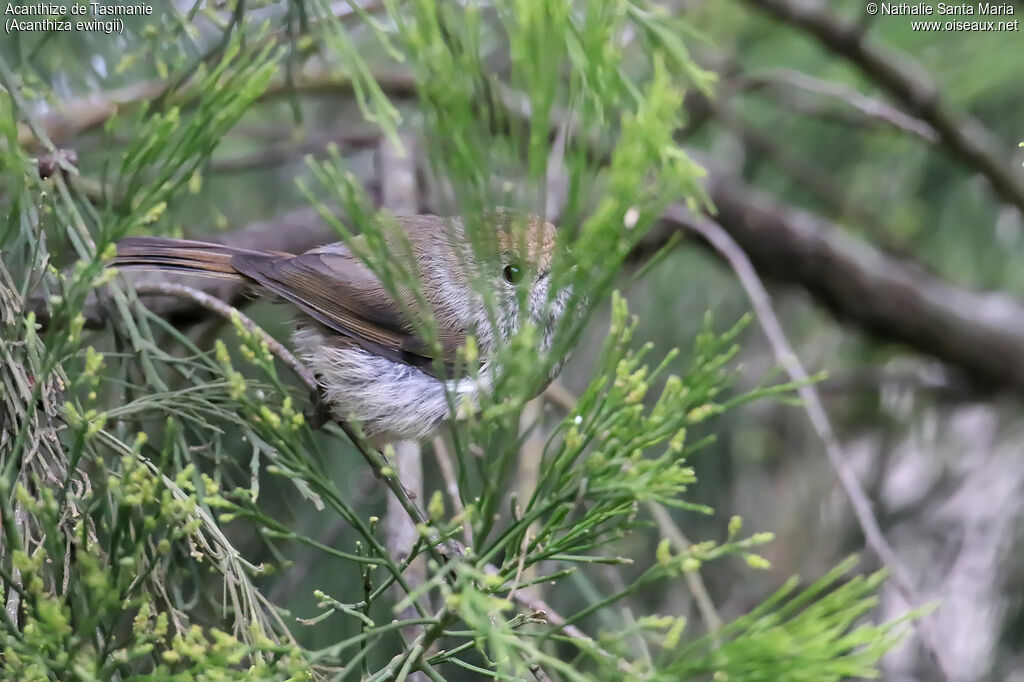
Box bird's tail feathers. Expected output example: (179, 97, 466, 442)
(114, 237, 268, 281)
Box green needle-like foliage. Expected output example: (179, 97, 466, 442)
(0, 1, 912, 680)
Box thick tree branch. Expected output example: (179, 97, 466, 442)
(681, 175, 1024, 393)
(17, 63, 417, 149)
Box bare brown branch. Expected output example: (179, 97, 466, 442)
(668, 174, 1024, 394)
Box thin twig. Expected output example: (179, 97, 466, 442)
(386, 441, 428, 680)
(669, 206, 953, 680)
(542, 383, 725, 634)
(127, 282, 460, 569)
(210, 127, 380, 174)
(495, 575, 636, 677)
(267, 518, 349, 605)
(132, 282, 315, 389)
(542, 381, 578, 413)
(529, 663, 552, 682)
(509, 397, 544, 603)
(432, 436, 473, 547)
(4, 502, 25, 626)
(744, 67, 937, 142)
(647, 503, 724, 633)
(126, 279, 631, 674)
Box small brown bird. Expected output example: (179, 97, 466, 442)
(115, 213, 567, 443)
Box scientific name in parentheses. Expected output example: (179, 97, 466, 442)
(877, 2, 1014, 15)
(4, 3, 153, 15)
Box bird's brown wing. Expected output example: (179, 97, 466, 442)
(230, 242, 464, 378)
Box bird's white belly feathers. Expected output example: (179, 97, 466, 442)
(292, 327, 480, 444)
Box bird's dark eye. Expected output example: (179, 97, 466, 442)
(502, 264, 521, 284)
